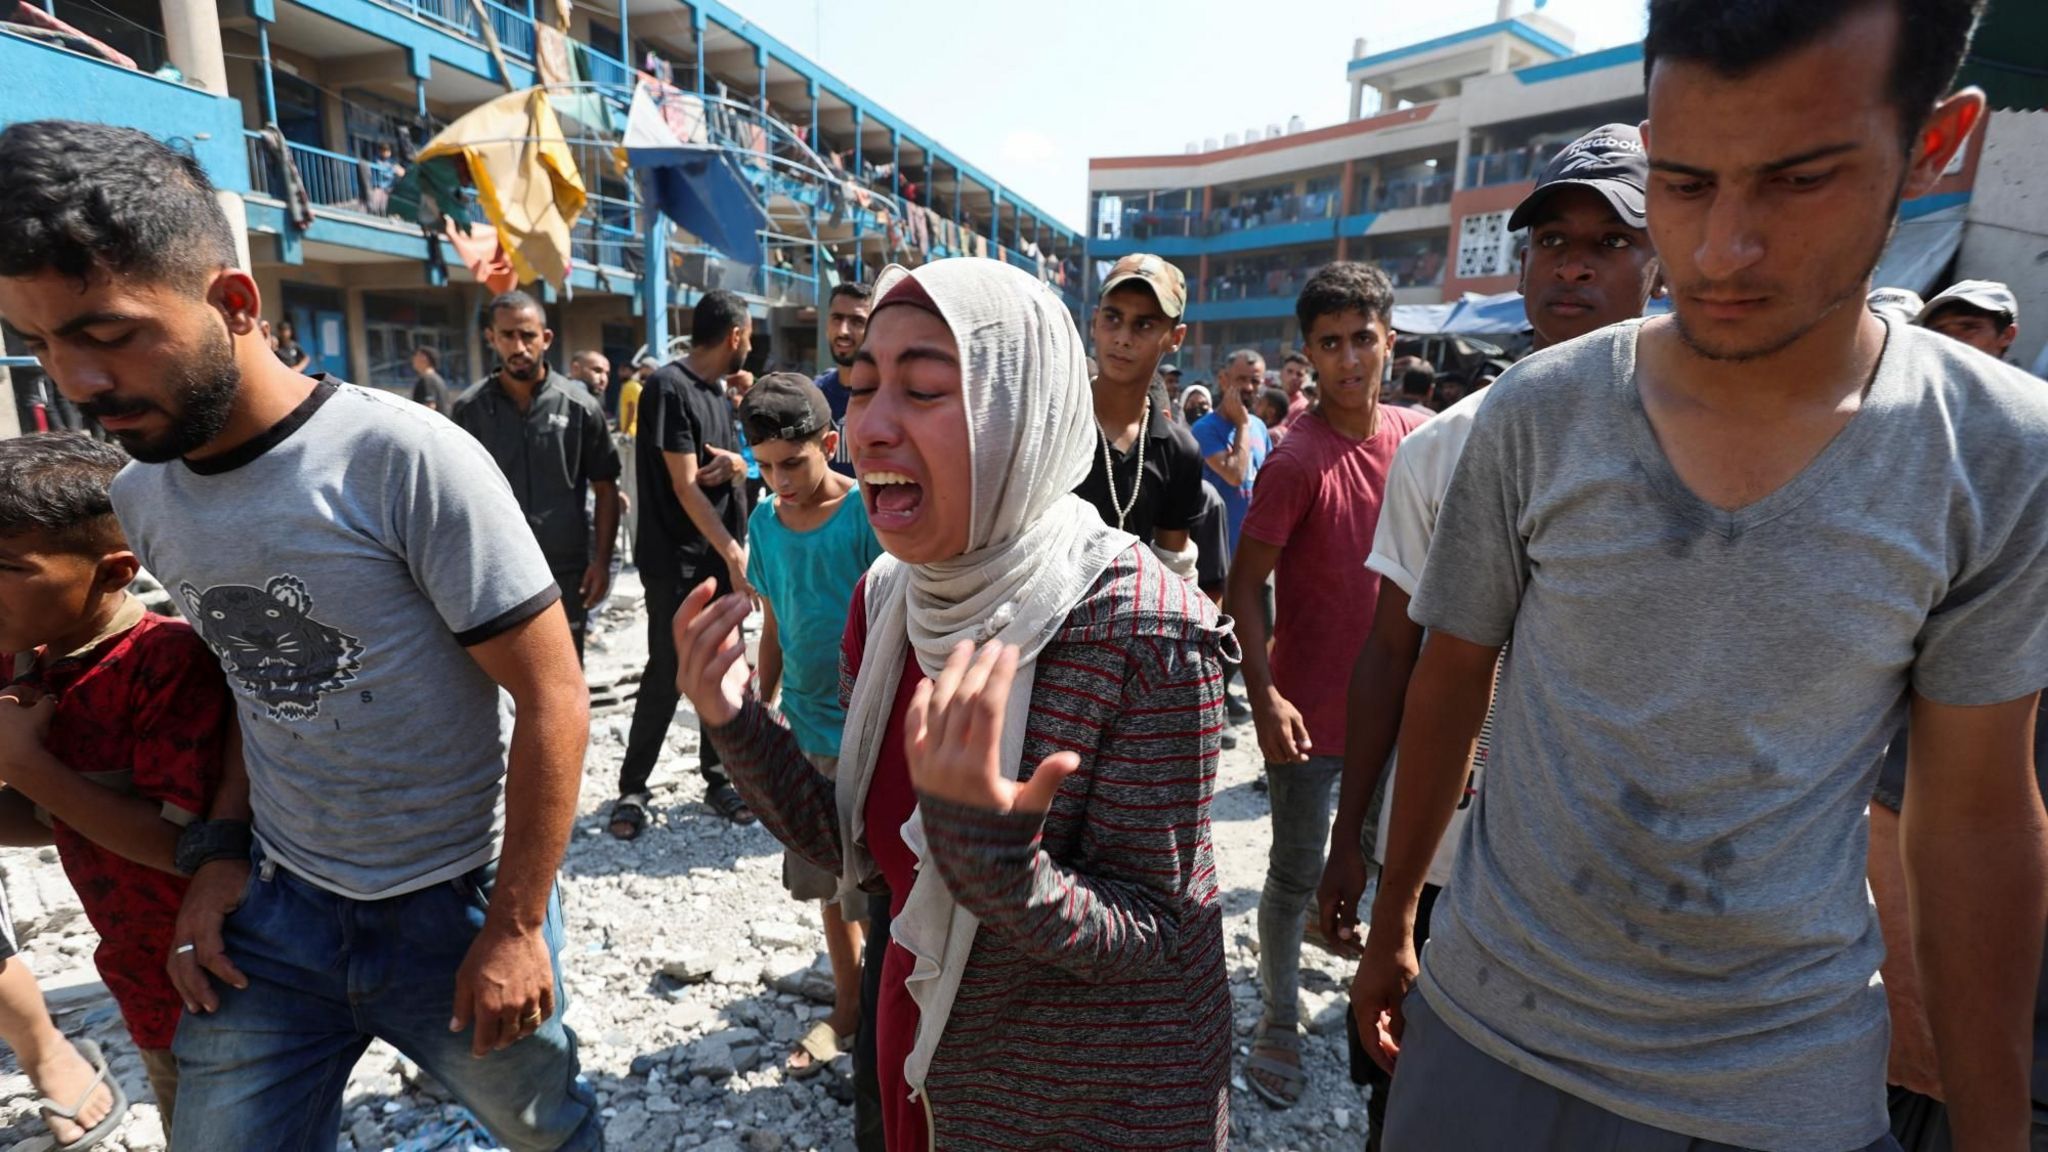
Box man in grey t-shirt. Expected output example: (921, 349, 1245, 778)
(0, 122, 600, 1151)
(1352, 4, 2048, 1151)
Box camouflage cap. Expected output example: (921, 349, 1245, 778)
(1100, 253, 1188, 320)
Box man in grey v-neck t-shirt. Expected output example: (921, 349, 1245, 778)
(1396, 317, 2048, 1150)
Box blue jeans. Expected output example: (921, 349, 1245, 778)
(171, 848, 602, 1152)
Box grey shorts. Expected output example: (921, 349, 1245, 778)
(1383, 990, 1903, 1152)
(781, 754, 840, 904)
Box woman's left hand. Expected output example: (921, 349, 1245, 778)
(906, 640, 1078, 815)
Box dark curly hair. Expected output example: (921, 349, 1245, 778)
(0, 433, 130, 554)
(1645, 0, 1986, 153)
(1295, 263, 1395, 335)
(0, 120, 240, 290)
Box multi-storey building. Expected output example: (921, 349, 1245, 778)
(1, 0, 1082, 408)
(1085, 3, 2001, 375)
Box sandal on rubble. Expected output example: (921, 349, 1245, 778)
(1245, 1023, 1307, 1110)
(607, 793, 651, 841)
(784, 1019, 845, 1081)
(706, 781, 757, 826)
(39, 1038, 127, 1151)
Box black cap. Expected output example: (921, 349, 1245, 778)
(1508, 123, 1649, 232)
(739, 372, 834, 444)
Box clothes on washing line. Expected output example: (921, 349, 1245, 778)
(414, 87, 588, 287)
(255, 124, 316, 232)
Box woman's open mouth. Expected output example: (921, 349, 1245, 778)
(862, 470, 925, 529)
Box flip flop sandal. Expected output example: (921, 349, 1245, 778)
(707, 781, 757, 826)
(607, 793, 651, 841)
(784, 1019, 844, 1081)
(1245, 1024, 1307, 1110)
(39, 1038, 127, 1151)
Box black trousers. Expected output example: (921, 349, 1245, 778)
(618, 568, 728, 798)
(550, 567, 588, 665)
(853, 889, 890, 1152)
(1354, 882, 1443, 1151)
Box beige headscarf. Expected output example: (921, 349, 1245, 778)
(833, 258, 1136, 1097)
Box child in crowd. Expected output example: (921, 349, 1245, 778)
(0, 433, 235, 1138)
(740, 375, 885, 1080)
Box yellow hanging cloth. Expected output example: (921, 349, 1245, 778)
(415, 88, 588, 287)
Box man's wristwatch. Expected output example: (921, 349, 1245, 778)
(173, 820, 253, 877)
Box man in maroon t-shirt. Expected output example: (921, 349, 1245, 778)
(1229, 264, 1426, 1109)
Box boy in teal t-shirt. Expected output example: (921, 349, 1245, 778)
(740, 374, 882, 1079)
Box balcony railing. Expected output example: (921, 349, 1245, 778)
(1374, 251, 1447, 289)
(362, 0, 533, 60)
(569, 40, 632, 90)
(1464, 140, 1568, 188)
(483, 0, 534, 60)
(246, 132, 402, 219)
(1106, 207, 1202, 241)
(1206, 190, 1339, 236)
(1369, 173, 1454, 212)
(1203, 267, 1314, 304)
(572, 192, 640, 272)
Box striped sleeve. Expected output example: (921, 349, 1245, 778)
(705, 700, 843, 877)
(919, 629, 1223, 983)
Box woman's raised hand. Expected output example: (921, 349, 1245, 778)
(672, 579, 754, 728)
(905, 641, 1079, 815)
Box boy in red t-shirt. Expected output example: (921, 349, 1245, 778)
(0, 433, 234, 1137)
(1227, 264, 1426, 1109)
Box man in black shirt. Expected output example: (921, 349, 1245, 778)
(616, 289, 755, 837)
(450, 291, 620, 662)
(1074, 253, 1206, 577)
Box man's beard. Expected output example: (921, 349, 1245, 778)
(727, 346, 748, 376)
(502, 357, 544, 383)
(832, 345, 856, 368)
(84, 326, 241, 463)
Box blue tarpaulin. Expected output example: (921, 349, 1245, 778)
(624, 84, 767, 266)
(1395, 292, 1530, 336)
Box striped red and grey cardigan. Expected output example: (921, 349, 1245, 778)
(708, 546, 1236, 1150)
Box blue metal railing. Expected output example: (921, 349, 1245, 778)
(482, 0, 534, 60)
(246, 132, 404, 218)
(572, 192, 639, 271)
(570, 40, 632, 90)
(397, 0, 479, 38)
(358, 0, 532, 61)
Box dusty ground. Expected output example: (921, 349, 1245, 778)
(0, 569, 1370, 1151)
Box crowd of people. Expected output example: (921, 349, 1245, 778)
(0, 0, 2042, 1150)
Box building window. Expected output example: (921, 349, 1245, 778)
(1456, 209, 1521, 279)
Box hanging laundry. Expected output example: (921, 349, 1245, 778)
(444, 218, 517, 294)
(255, 124, 315, 232)
(6, 2, 137, 68)
(624, 80, 766, 264)
(412, 87, 588, 287)
(387, 151, 475, 233)
(536, 25, 575, 88)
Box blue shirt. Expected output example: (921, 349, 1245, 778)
(745, 488, 884, 756)
(1190, 411, 1270, 548)
(815, 369, 855, 477)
